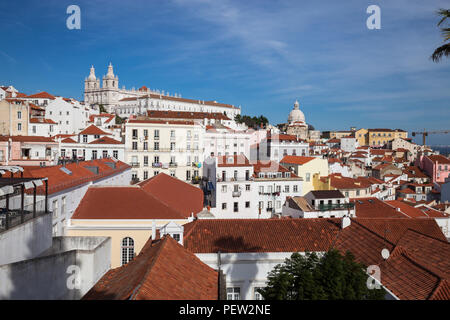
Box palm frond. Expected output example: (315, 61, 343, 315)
(431, 43, 450, 62)
(436, 9, 450, 26)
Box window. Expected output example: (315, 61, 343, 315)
(222, 185, 227, 193)
(132, 129, 138, 139)
(154, 142, 159, 151)
(52, 200, 58, 219)
(284, 185, 290, 193)
(227, 287, 240, 300)
(276, 200, 281, 209)
(32, 126, 36, 134)
(245, 201, 250, 208)
(102, 150, 108, 158)
(172, 233, 180, 242)
(61, 197, 66, 215)
(246, 184, 250, 191)
(222, 203, 227, 210)
(259, 186, 264, 194)
(254, 287, 264, 300)
(92, 150, 97, 159)
(170, 130, 175, 138)
(143, 129, 148, 137)
(305, 173, 310, 182)
(143, 171, 148, 180)
(293, 185, 298, 192)
(17, 111, 21, 119)
(143, 142, 148, 150)
(144, 156, 149, 166)
(170, 142, 175, 151)
(132, 141, 138, 150)
(17, 123, 22, 131)
(121, 237, 135, 265)
(233, 202, 238, 212)
(154, 130, 159, 139)
(113, 150, 118, 159)
(83, 135, 88, 143)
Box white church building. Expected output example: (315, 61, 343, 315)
(84, 63, 241, 120)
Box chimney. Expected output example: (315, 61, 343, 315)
(341, 216, 351, 229)
(152, 220, 156, 240)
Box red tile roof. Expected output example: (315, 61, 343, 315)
(217, 155, 251, 167)
(280, 155, 316, 165)
(83, 236, 218, 300)
(79, 125, 111, 136)
(252, 161, 298, 177)
(71, 186, 186, 220)
(128, 119, 196, 126)
(351, 197, 408, 218)
(18, 158, 130, 195)
(138, 173, 204, 218)
(29, 118, 57, 124)
(0, 135, 57, 143)
(25, 91, 56, 100)
(428, 155, 450, 165)
(61, 137, 77, 143)
(88, 136, 123, 145)
(184, 218, 342, 254)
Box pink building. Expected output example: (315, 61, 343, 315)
(0, 136, 59, 166)
(415, 154, 450, 183)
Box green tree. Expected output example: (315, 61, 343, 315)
(115, 115, 125, 125)
(431, 8, 450, 62)
(98, 104, 107, 113)
(258, 249, 386, 300)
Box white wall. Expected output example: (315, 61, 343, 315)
(0, 213, 52, 266)
(0, 236, 111, 299)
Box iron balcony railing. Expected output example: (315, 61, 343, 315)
(232, 191, 241, 197)
(0, 200, 48, 233)
(317, 203, 355, 211)
(131, 162, 140, 168)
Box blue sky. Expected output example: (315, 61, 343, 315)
(1, 0, 449, 144)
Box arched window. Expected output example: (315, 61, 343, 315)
(121, 237, 134, 265)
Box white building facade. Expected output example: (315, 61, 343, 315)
(125, 119, 204, 182)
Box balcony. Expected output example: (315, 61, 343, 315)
(0, 177, 49, 234)
(169, 162, 178, 167)
(152, 162, 162, 168)
(130, 162, 140, 168)
(232, 191, 241, 197)
(317, 203, 355, 211)
(258, 191, 281, 196)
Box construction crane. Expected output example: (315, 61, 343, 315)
(412, 129, 450, 146)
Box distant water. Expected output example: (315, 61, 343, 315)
(431, 146, 450, 157)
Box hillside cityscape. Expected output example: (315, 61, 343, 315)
(0, 1, 449, 305)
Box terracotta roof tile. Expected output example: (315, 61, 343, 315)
(138, 173, 203, 218)
(83, 236, 218, 300)
(71, 186, 186, 220)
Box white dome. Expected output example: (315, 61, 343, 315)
(288, 100, 305, 124)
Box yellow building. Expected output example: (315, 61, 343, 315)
(355, 128, 368, 146)
(367, 129, 408, 147)
(0, 99, 29, 136)
(280, 155, 329, 195)
(67, 174, 204, 267)
(354, 128, 407, 147)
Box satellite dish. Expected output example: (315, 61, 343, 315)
(381, 248, 390, 260)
